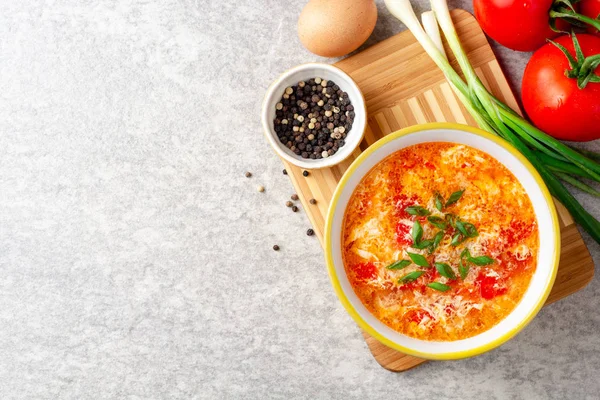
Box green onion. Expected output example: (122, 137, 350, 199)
(459, 259, 469, 280)
(427, 282, 451, 291)
(407, 252, 430, 267)
(412, 220, 424, 244)
(435, 262, 456, 279)
(467, 255, 495, 266)
(463, 222, 478, 238)
(455, 219, 468, 236)
(445, 213, 456, 228)
(434, 193, 444, 211)
(384, 0, 600, 244)
(450, 232, 465, 246)
(431, 231, 444, 253)
(445, 189, 465, 207)
(412, 239, 434, 250)
(387, 259, 412, 270)
(427, 216, 448, 229)
(405, 205, 431, 216)
(399, 270, 426, 283)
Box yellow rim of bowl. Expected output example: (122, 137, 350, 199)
(324, 122, 560, 360)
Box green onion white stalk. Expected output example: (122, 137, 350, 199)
(384, 0, 600, 243)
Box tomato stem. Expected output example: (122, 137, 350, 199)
(549, 33, 600, 89)
(550, 0, 600, 32)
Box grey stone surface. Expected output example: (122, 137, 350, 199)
(0, 0, 599, 398)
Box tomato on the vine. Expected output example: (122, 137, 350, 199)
(473, 0, 569, 51)
(521, 34, 600, 142)
(581, 0, 600, 35)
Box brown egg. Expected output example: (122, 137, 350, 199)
(297, 0, 378, 58)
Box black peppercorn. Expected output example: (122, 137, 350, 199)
(286, 201, 293, 207)
(273, 77, 354, 160)
(307, 229, 314, 236)
(291, 194, 299, 200)
(303, 170, 309, 177)
(283, 169, 287, 175)
(292, 206, 298, 212)
(273, 245, 280, 251)
(245, 172, 252, 178)
(309, 198, 317, 205)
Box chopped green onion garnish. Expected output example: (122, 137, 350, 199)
(427, 216, 448, 229)
(399, 270, 425, 283)
(412, 239, 433, 250)
(463, 222, 478, 238)
(459, 259, 470, 280)
(407, 252, 430, 267)
(467, 255, 495, 266)
(445, 189, 465, 207)
(427, 282, 451, 292)
(435, 193, 444, 212)
(386, 259, 411, 270)
(431, 231, 444, 253)
(450, 232, 465, 246)
(455, 219, 468, 236)
(412, 220, 423, 245)
(405, 205, 431, 216)
(435, 262, 456, 279)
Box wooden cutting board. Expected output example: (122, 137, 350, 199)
(279, 9, 595, 372)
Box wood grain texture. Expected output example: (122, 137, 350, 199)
(279, 9, 595, 372)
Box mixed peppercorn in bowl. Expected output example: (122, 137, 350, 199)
(261, 63, 366, 169)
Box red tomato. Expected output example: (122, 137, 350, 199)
(581, 0, 600, 35)
(406, 309, 433, 324)
(395, 221, 412, 246)
(476, 272, 507, 300)
(474, 0, 569, 51)
(522, 34, 600, 142)
(354, 262, 377, 281)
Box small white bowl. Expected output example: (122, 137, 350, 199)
(261, 63, 367, 170)
(325, 123, 561, 360)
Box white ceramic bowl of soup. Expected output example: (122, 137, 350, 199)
(324, 122, 560, 360)
(261, 63, 367, 170)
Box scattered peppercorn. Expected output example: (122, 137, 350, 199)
(245, 172, 252, 178)
(273, 245, 280, 251)
(283, 169, 288, 175)
(273, 77, 354, 160)
(291, 194, 299, 201)
(285, 201, 293, 207)
(258, 185, 265, 192)
(309, 198, 317, 205)
(307, 229, 314, 236)
(292, 206, 298, 212)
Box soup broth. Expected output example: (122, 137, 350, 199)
(342, 142, 538, 341)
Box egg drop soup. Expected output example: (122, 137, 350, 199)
(342, 142, 539, 341)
